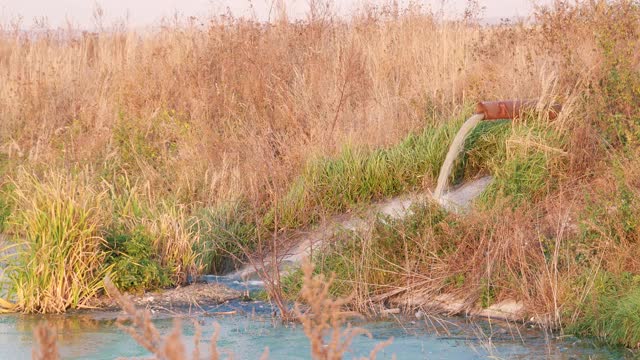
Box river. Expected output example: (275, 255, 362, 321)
(0, 276, 630, 359)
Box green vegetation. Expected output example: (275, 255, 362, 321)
(105, 226, 171, 293)
(0, 187, 11, 233)
(196, 202, 258, 274)
(570, 272, 640, 348)
(268, 111, 471, 230)
(3, 171, 110, 313)
(475, 119, 567, 207)
(0, 155, 11, 233)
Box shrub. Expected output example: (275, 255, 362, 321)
(105, 226, 172, 293)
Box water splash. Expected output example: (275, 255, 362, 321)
(433, 113, 485, 201)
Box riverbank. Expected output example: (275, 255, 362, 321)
(87, 282, 242, 312)
(3, 269, 633, 359)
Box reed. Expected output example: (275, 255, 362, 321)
(3, 169, 110, 313)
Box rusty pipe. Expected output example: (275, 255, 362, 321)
(475, 99, 561, 120)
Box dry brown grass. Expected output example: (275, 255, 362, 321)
(0, 2, 572, 207)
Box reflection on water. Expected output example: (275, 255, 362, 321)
(0, 298, 631, 360)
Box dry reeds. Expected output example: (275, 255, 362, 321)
(295, 260, 393, 359)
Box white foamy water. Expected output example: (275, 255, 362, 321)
(433, 114, 485, 200)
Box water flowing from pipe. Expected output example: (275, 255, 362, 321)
(433, 113, 485, 200)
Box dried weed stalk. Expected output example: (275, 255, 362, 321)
(295, 260, 394, 360)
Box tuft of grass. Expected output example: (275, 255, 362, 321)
(3, 170, 111, 313)
(105, 179, 202, 285)
(195, 201, 258, 274)
(569, 272, 640, 348)
(143, 202, 202, 285)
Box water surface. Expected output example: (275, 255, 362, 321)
(0, 290, 630, 359)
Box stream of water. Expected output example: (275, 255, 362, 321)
(433, 114, 485, 202)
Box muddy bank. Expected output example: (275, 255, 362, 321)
(390, 292, 534, 325)
(89, 282, 243, 312)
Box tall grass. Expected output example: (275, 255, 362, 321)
(195, 202, 258, 274)
(2, 170, 110, 313)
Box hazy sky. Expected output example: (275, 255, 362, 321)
(0, 0, 551, 28)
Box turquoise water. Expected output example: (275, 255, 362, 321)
(0, 299, 632, 359)
(0, 276, 632, 359)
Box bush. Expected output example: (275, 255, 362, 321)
(105, 226, 172, 293)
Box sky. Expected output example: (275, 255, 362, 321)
(0, 0, 551, 29)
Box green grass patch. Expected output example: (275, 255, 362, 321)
(452, 119, 511, 184)
(477, 120, 568, 207)
(569, 272, 640, 348)
(267, 111, 474, 230)
(195, 201, 258, 274)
